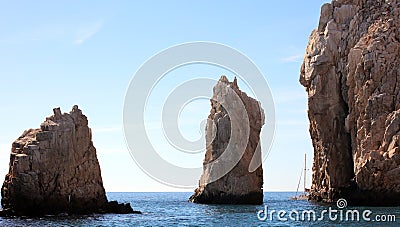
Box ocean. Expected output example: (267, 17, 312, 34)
(0, 192, 399, 226)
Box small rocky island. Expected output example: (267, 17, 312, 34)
(0, 106, 140, 216)
(190, 76, 265, 204)
(300, 0, 400, 205)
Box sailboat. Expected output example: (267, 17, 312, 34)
(289, 153, 310, 200)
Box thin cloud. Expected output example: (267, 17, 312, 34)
(281, 54, 304, 63)
(74, 22, 102, 45)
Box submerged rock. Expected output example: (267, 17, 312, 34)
(0, 106, 140, 216)
(190, 76, 265, 204)
(300, 0, 400, 205)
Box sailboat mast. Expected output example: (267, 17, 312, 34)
(304, 153, 306, 192)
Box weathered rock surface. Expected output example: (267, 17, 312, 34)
(300, 0, 400, 205)
(189, 76, 265, 204)
(0, 106, 140, 216)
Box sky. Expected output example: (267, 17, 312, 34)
(0, 1, 329, 192)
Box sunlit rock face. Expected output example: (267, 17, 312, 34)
(300, 0, 400, 205)
(1, 106, 136, 216)
(190, 76, 265, 205)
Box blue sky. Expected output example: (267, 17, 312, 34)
(0, 1, 328, 192)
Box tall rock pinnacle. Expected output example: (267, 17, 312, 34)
(190, 76, 265, 204)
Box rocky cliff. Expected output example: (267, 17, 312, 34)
(189, 76, 264, 204)
(300, 0, 400, 205)
(1, 106, 138, 216)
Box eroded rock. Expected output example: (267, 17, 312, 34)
(300, 0, 400, 205)
(0, 106, 140, 216)
(190, 76, 265, 204)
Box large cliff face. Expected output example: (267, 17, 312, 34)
(1, 106, 135, 216)
(300, 0, 400, 205)
(189, 76, 264, 204)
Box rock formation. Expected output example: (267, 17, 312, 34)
(0, 106, 139, 216)
(190, 76, 264, 204)
(300, 0, 400, 205)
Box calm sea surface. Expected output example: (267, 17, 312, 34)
(0, 192, 399, 226)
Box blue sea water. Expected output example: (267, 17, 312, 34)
(0, 192, 399, 226)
